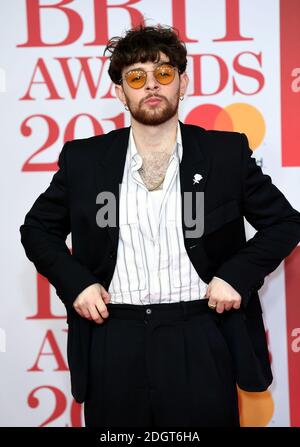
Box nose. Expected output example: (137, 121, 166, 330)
(144, 71, 160, 92)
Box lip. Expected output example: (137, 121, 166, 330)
(144, 97, 162, 105)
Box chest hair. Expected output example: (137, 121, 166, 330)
(138, 151, 172, 191)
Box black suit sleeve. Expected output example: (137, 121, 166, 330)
(215, 133, 300, 307)
(20, 142, 99, 306)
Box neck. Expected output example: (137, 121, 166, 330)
(131, 115, 178, 156)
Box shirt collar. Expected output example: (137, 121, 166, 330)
(129, 121, 183, 170)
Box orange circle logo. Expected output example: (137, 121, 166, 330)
(185, 102, 265, 150)
(238, 387, 274, 427)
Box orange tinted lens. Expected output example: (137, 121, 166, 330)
(154, 65, 175, 84)
(125, 70, 146, 88)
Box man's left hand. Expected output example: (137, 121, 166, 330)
(205, 277, 241, 313)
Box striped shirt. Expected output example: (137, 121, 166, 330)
(108, 121, 209, 304)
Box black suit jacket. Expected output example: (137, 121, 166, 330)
(20, 121, 300, 402)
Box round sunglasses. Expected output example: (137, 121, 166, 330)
(119, 64, 178, 89)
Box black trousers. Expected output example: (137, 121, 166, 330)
(84, 298, 240, 427)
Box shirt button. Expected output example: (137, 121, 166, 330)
(146, 308, 152, 315)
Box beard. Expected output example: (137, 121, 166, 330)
(125, 90, 180, 126)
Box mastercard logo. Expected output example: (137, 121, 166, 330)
(185, 103, 265, 151)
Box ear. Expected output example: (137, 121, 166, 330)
(179, 72, 189, 96)
(115, 84, 126, 105)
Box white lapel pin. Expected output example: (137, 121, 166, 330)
(193, 173, 203, 184)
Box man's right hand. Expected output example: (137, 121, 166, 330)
(73, 283, 111, 324)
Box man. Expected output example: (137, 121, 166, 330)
(20, 25, 300, 427)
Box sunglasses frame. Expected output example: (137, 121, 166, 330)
(119, 63, 179, 89)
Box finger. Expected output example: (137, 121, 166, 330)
(100, 285, 110, 300)
(232, 301, 241, 309)
(95, 301, 109, 320)
(224, 302, 233, 311)
(102, 293, 111, 304)
(73, 304, 91, 319)
(89, 305, 105, 324)
(80, 307, 93, 320)
(205, 285, 211, 298)
(216, 302, 225, 314)
(74, 307, 85, 318)
(208, 300, 217, 310)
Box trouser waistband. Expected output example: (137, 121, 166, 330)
(106, 298, 213, 321)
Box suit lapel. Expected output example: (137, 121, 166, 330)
(96, 127, 130, 249)
(179, 121, 210, 248)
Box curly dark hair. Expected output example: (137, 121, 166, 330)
(104, 24, 187, 85)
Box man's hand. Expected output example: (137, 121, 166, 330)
(73, 283, 111, 324)
(205, 277, 241, 314)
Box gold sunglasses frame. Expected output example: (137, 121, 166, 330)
(119, 64, 178, 89)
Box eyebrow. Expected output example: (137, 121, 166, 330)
(125, 61, 171, 73)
